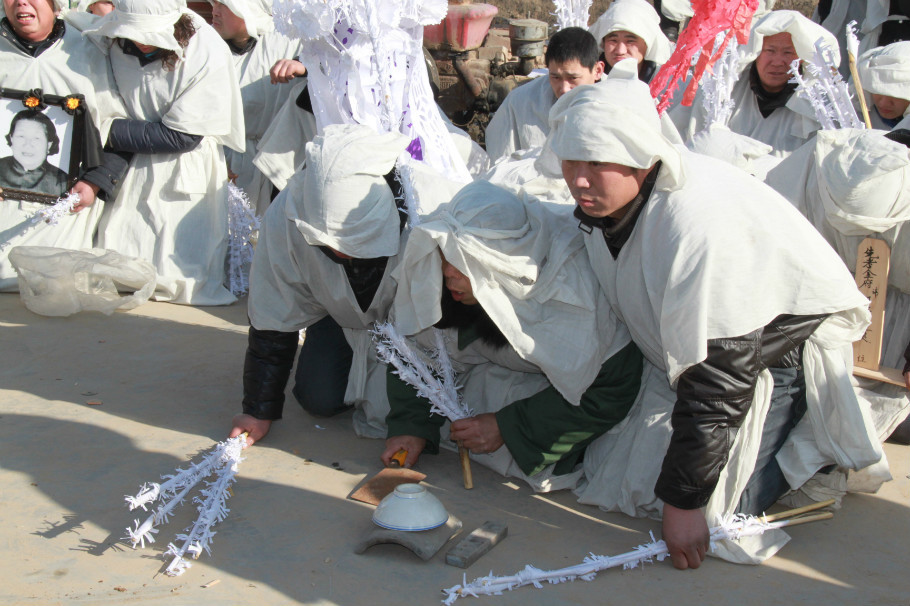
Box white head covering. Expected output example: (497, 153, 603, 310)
(392, 180, 623, 404)
(588, 0, 673, 65)
(547, 63, 685, 191)
(741, 10, 842, 68)
(813, 128, 910, 235)
(83, 0, 185, 57)
(288, 124, 409, 258)
(207, 0, 273, 39)
(858, 42, 910, 105)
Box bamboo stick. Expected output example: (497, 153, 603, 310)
(459, 444, 473, 490)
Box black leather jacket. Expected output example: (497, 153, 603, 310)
(654, 313, 827, 509)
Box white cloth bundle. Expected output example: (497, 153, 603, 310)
(588, 0, 673, 65)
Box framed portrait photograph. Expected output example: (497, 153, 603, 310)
(0, 88, 88, 205)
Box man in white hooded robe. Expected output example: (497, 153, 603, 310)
(382, 180, 643, 492)
(548, 75, 882, 567)
(856, 41, 910, 131)
(588, 0, 673, 84)
(671, 11, 839, 158)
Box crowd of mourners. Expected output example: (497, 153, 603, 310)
(2, 0, 909, 570)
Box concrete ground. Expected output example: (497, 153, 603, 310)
(1, 293, 907, 606)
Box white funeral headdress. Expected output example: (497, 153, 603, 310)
(288, 123, 409, 259)
(588, 0, 673, 64)
(740, 10, 841, 68)
(547, 64, 685, 191)
(85, 0, 186, 57)
(858, 41, 910, 105)
(208, 0, 274, 38)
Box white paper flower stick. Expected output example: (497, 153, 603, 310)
(789, 39, 862, 130)
(552, 0, 593, 30)
(226, 182, 260, 297)
(442, 502, 835, 603)
(124, 435, 246, 574)
(845, 20, 872, 128)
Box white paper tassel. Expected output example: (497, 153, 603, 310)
(845, 20, 860, 61)
(373, 321, 472, 421)
(442, 513, 806, 603)
(699, 36, 740, 130)
(124, 435, 246, 575)
(226, 182, 260, 296)
(789, 39, 863, 130)
(552, 0, 593, 29)
(32, 191, 80, 225)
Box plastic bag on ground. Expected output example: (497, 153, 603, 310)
(8, 246, 157, 317)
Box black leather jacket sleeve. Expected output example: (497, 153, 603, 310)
(79, 149, 132, 201)
(241, 326, 300, 420)
(107, 118, 203, 154)
(654, 314, 827, 510)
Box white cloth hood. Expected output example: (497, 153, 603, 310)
(588, 0, 673, 64)
(814, 128, 910, 235)
(392, 180, 626, 405)
(289, 124, 409, 258)
(207, 0, 274, 38)
(741, 10, 841, 68)
(547, 68, 685, 191)
(858, 42, 910, 105)
(84, 0, 185, 57)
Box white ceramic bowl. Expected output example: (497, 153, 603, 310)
(372, 483, 449, 531)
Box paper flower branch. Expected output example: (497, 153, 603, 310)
(373, 321, 475, 488)
(124, 435, 245, 576)
(226, 182, 260, 296)
(789, 39, 863, 131)
(552, 0, 593, 30)
(699, 36, 740, 129)
(442, 501, 835, 604)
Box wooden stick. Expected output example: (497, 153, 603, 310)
(458, 444, 473, 490)
(848, 54, 873, 129)
(777, 512, 835, 528)
(761, 498, 836, 523)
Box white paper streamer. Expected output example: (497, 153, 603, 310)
(0, 192, 82, 253)
(698, 36, 740, 129)
(124, 435, 245, 576)
(552, 0, 593, 30)
(442, 513, 803, 603)
(226, 182, 260, 296)
(789, 38, 863, 130)
(373, 321, 471, 421)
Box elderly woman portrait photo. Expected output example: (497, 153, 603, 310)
(0, 109, 68, 196)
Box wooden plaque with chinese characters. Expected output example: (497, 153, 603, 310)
(852, 237, 890, 373)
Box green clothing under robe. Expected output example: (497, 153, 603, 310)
(386, 324, 643, 481)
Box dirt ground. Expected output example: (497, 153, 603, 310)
(1, 293, 907, 606)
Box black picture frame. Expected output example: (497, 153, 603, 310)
(0, 87, 88, 205)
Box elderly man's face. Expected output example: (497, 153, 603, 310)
(211, 1, 249, 45)
(10, 119, 51, 171)
(871, 94, 910, 120)
(602, 31, 647, 67)
(4, 0, 56, 42)
(548, 58, 604, 99)
(562, 160, 649, 219)
(755, 32, 798, 93)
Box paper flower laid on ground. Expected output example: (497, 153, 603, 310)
(124, 435, 246, 576)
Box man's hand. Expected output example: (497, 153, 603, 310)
(69, 180, 100, 212)
(269, 59, 307, 84)
(449, 413, 504, 454)
(662, 504, 710, 570)
(381, 435, 426, 468)
(229, 413, 272, 447)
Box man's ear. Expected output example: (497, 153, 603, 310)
(594, 60, 605, 81)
